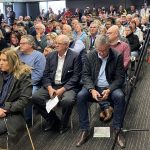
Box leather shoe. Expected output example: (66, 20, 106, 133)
(59, 126, 69, 134)
(43, 120, 55, 132)
(112, 129, 126, 149)
(43, 116, 60, 132)
(99, 111, 105, 121)
(103, 106, 113, 121)
(76, 130, 90, 147)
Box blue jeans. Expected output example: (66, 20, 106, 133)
(77, 88, 125, 130)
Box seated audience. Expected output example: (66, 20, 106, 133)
(85, 22, 99, 53)
(76, 35, 126, 149)
(18, 35, 46, 124)
(124, 26, 140, 57)
(34, 23, 47, 52)
(32, 34, 82, 134)
(106, 25, 130, 70)
(0, 48, 32, 149)
(9, 31, 21, 51)
(43, 46, 53, 57)
(130, 20, 144, 43)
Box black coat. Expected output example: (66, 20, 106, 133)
(0, 72, 32, 145)
(82, 49, 125, 92)
(0, 38, 7, 51)
(126, 33, 140, 52)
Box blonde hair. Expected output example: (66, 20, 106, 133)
(0, 30, 4, 39)
(46, 32, 58, 41)
(0, 48, 31, 79)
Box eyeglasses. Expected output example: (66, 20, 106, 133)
(55, 42, 65, 45)
(35, 28, 42, 30)
(106, 32, 113, 35)
(90, 26, 97, 28)
(20, 42, 29, 45)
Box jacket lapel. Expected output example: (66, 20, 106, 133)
(0, 73, 3, 92)
(53, 52, 58, 71)
(5, 77, 16, 101)
(61, 50, 71, 79)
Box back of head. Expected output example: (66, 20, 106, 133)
(95, 34, 110, 47)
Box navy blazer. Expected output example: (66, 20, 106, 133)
(42, 49, 82, 91)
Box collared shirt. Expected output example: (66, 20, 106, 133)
(96, 53, 109, 88)
(110, 40, 130, 69)
(54, 51, 67, 84)
(90, 35, 96, 48)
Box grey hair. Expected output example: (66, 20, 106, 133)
(21, 34, 36, 48)
(90, 22, 99, 28)
(95, 35, 110, 47)
(62, 35, 70, 45)
(35, 23, 46, 31)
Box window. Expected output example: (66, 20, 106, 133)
(39, 1, 66, 15)
(0, 3, 4, 14)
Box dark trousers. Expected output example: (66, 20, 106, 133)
(32, 87, 76, 127)
(77, 88, 125, 130)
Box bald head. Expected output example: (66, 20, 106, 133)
(106, 25, 119, 43)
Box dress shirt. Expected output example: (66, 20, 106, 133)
(96, 53, 109, 88)
(54, 51, 67, 84)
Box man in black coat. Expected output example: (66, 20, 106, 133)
(32, 34, 82, 134)
(76, 35, 126, 148)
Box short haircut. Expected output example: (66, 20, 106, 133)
(95, 35, 110, 47)
(21, 34, 36, 48)
(35, 23, 45, 31)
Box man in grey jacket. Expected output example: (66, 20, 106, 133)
(76, 35, 126, 149)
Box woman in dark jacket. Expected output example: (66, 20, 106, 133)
(0, 48, 32, 149)
(124, 25, 140, 57)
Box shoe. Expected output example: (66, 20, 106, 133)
(103, 106, 113, 122)
(76, 130, 90, 147)
(112, 128, 126, 149)
(99, 111, 105, 121)
(59, 126, 69, 134)
(43, 119, 56, 132)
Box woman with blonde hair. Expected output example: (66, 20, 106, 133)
(0, 48, 32, 149)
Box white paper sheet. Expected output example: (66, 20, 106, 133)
(93, 127, 110, 138)
(46, 96, 59, 113)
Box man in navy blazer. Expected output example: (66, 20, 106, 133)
(32, 34, 82, 134)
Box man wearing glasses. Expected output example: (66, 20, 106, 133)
(32, 34, 82, 134)
(18, 34, 46, 125)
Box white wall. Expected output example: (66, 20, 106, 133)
(0, 3, 4, 13)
